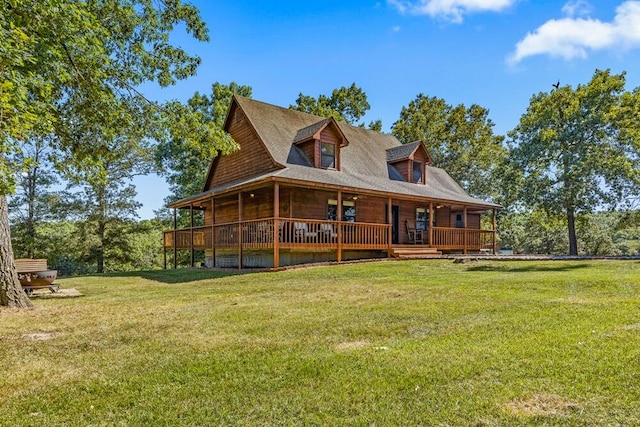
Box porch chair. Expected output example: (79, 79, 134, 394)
(320, 223, 338, 242)
(294, 222, 318, 241)
(405, 219, 423, 244)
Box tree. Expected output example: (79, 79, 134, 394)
(507, 69, 640, 255)
(8, 134, 63, 259)
(56, 130, 155, 273)
(157, 82, 252, 203)
(391, 94, 506, 200)
(290, 83, 378, 127)
(1, 0, 209, 307)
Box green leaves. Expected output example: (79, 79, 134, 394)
(506, 69, 640, 254)
(156, 82, 252, 203)
(392, 94, 506, 200)
(290, 83, 375, 126)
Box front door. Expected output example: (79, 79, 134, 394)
(385, 205, 400, 245)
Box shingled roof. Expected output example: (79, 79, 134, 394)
(386, 141, 423, 162)
(172, 96, 500, 210)
(293, 118, 332, 143)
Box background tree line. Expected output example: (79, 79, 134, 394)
(9, 69, 640, 276)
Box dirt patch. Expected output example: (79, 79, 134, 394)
(23, 332, 58, 341)
(29, 288, 83, 298)
(334, 340, 369, 351)
(503, 394, 581, 417)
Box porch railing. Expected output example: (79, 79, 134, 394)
(164, 220, 494, 252)
(164, 218, 390, 251)
(431, 227, 494, 251)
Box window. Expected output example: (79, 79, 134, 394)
(413, 161, 423, 183)
(343, 200, 356, 222)
(455, 213, 463, 228)
(416, 208, 429, 231)
(321, 142, 335, 168)
(327, 199, 356, 222)
(327, 199, 338, 221)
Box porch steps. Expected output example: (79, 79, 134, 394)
(389, 247, 442, 259)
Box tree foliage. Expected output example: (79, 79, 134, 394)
(157, 82, 252, 203)
(7, 134, 66, 258)
(1, 0, 210, 307)
(506, 69, 640, 255)
(392, 94, 506, 200)
(290, 83, 378, 127)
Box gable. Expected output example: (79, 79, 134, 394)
(203, 100, 280, 190)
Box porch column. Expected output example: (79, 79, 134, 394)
(387, 197, 392, 253)
(463, 206, 468, 255)
(492, 208, 497, 254)
(428, 201, 434, 247)
(238, 192, 243, 270)
(337, 190, 343, 263)
(173, 208, 177, 269)
(211, 198, 216, 267)
(189, 204, 194, 267)
(273, 183, 280, 269)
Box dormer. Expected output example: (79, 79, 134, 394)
(293, 118, 348, 171)
(386, 141, 433, 184)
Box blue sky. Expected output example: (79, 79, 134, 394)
(136, 0, 640, 218)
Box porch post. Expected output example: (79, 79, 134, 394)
(238, 192, 243, 270)
(211, 198, 216, 267)
(492, 208, 497, 254)
(463, 206, 468, 255)
(428, 201, 434, 247)
(337, 190, 343, 263)
(173, 208, 177, 269)
(273, 183, 280, 269)
(387, 197, 392, 254)
(189, 204, 194, 267)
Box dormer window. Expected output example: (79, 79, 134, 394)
(321, 142, 335, 168)
(293, 118, 348, 171)
(413, 161, 423, 184)
(386, 141, 433, 184)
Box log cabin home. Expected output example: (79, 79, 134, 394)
(163, 96, 500, 269)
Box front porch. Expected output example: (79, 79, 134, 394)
(163, 217, 496, 268)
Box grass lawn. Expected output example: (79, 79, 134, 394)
(2, 260, 640, 426)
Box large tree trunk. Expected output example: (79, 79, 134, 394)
(567, 206, 578, 256)
(0, 196, 33, 308)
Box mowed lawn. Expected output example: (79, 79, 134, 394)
(2, 260, 640, 426)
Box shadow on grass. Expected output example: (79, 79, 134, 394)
(466, 263, 591, 273)
(90, 269, 251, 284)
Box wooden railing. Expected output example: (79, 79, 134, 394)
(164, 218, 390, 251)
(164, 220, 493, 252)
(432, 227, 494, 250)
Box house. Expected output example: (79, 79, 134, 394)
(163, 96, 500, 269)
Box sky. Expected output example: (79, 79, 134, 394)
(135, 0, 640, 218)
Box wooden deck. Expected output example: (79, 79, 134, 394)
(164, 218, 495, 255)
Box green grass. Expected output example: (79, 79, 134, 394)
(2, 260, 640, 426)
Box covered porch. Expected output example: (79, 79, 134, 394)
(163, 179, 498, 269)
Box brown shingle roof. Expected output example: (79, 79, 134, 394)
(386, 141, 423, 162)
(171, 96, 500, 210)
(293, 118, 331, 143)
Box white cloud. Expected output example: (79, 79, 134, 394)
(561, 0, 593, 18)
(392, 25, 402, 32)
(508, 1, 640, 65)
(388, 0, 517, 23)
